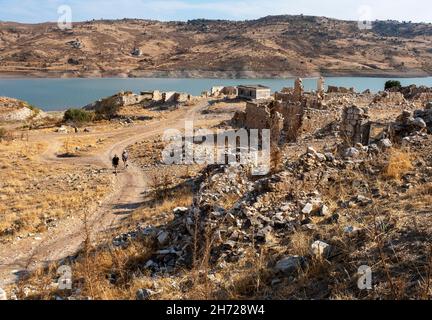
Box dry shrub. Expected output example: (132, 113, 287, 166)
(0, 127, 14, 142)
(383, 149, 413, 180)
(148, 170, 173, 199)
(290, 231, 312, 256)
(270, 144, 283, 173)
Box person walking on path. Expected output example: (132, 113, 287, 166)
(122, 150, 129, 168)
(112, 154, 120, 175)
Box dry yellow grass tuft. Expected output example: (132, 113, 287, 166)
(383, 149, 413, 180)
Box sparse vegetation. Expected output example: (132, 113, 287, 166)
(63, 108, 95, 124)
(2, 81, 432, 302)
(384, 149, 413, 179)
(0, 127, 8, 141)
(2, 16, 432, 77)
(385, 80, 402, 91)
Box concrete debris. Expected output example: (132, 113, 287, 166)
(173, 207, 189, 215)
(302, 203, 314, 215)
(157, 231, 170, 246)
(344, 147, 360, 159)
(378, 138, 392, 149)
(311, 240, 331, 259)
(274, 256, 307, 275)
(56, 125, 68, 134)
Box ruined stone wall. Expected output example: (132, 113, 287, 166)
(255, 89, 272, 100)
(327, 86, 355, 94)
(274, 92, 294, 102)
(221, 86, 238, 96)
(243, 102, 272, 129)
(140, 90, 162, 101)
(274, 101, 304, 142)
(120, 93, 145, 106)
(341, 105, 370, 145)
(174, 93, 189, 103)
(152, 90, 162, 101)
(163, 92, 177, 102)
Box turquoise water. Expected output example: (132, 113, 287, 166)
(1, 77, 432, 111)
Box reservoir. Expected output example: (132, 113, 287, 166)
(1, 76, 432, 111)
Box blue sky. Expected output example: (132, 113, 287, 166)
(0, 0, 431, 23)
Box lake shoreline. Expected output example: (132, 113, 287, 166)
(2, 76, 432, 112)
(1, 69, 432, 80)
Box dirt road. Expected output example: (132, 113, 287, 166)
(0, 100, 208, 286)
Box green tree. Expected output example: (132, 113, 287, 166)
(63, 109, 95, 123)
(385, 80, 402, 91)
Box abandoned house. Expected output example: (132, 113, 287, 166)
(237, 85, 271, 100)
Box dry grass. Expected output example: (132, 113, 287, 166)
(59, 136, 110, 155)
(0, 138, 112, 238)
(383, 149, 413, 180)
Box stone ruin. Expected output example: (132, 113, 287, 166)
(232, 100, 303, 144)
(84, 91, 145, 111)
(317, 76, 325, 98)
(210, 86, 238, 97)
(140, 90, 162, 101)
(83, 89, 192, 113)
(340, 105, 371, 146)
(372, 91, 406, 105)
(340, 102, 432, 147)
(391, 109, 431, 139)
(293, 78, 304, 101)
(327, 86, 355, 94)
(387, 85, 432, 107)
(232, 77, 336, 145)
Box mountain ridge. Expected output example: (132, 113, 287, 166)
(0, 15, 432, 78)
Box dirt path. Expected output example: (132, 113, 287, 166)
(0, 101, 207, 286)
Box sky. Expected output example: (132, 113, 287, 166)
(0, 0, 431, 23)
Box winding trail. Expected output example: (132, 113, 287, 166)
(0, 100, 208, 286)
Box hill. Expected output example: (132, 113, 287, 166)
(0, 15, 432, 78)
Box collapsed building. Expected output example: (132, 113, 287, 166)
(83, 91, 146, 111)
(340, 103, 432, 147)
(385, 84, 432, 107)
(232, 78, 328, 144)
(84, 90, 191, 111)
(372, 91, 406, 105)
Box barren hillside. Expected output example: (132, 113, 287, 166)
(1, 15, 432, 78)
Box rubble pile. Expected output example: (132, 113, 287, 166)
(372, 91, 406, 105)
(391, 107, 432, 139)
(112, 144, 392, 277)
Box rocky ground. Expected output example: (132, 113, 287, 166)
(0, 97, 44, 122)
(2, 87, 432, 300)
